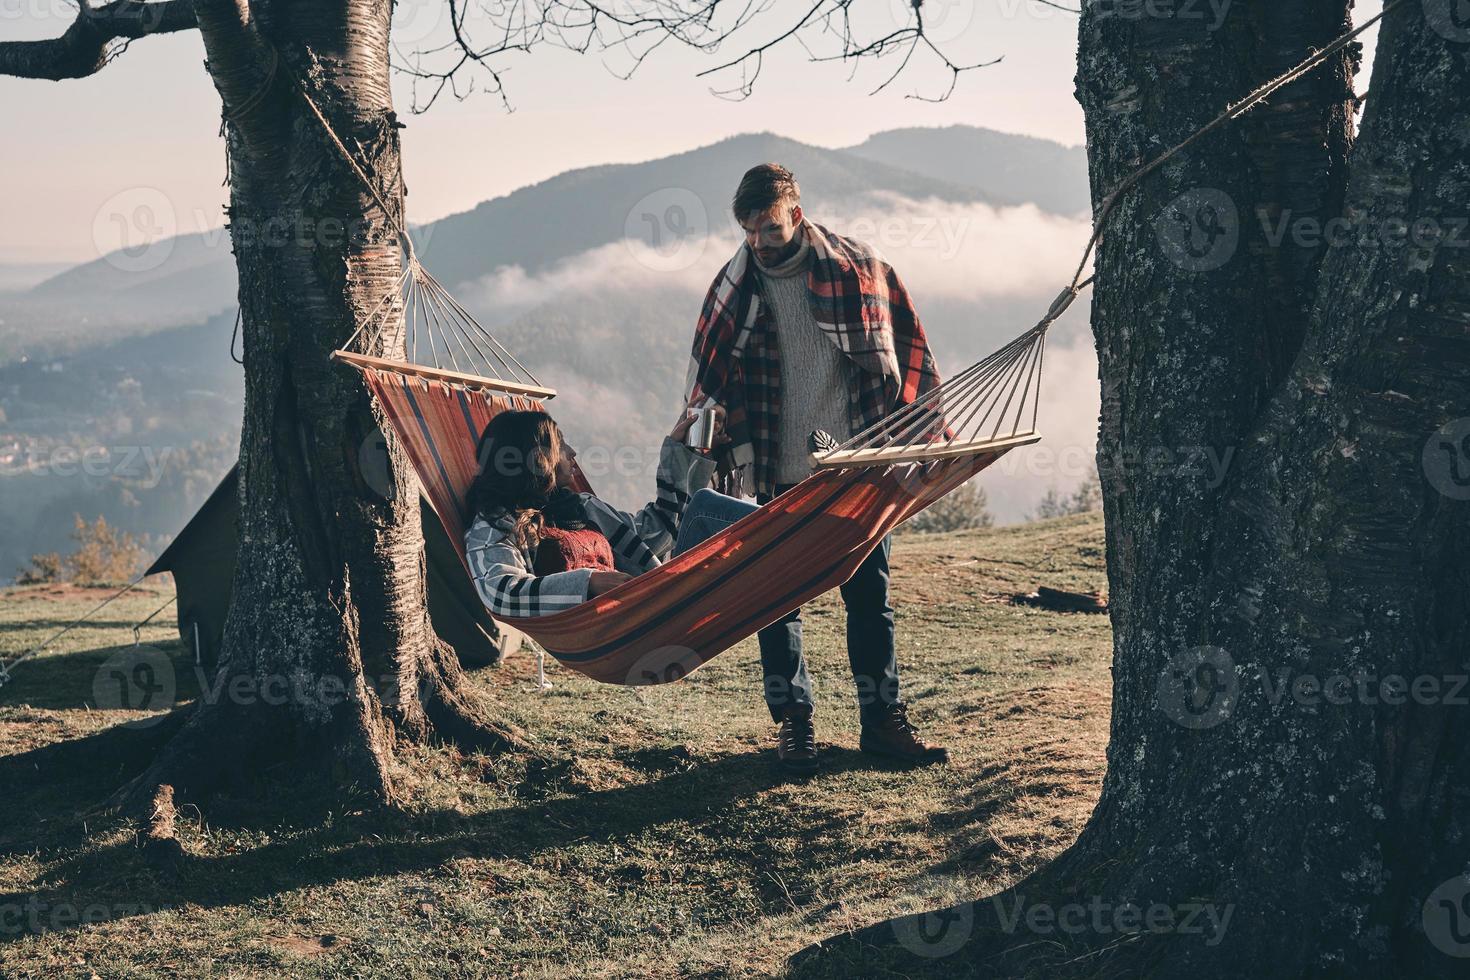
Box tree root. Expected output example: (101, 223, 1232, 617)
(142, 784, 185, 870)
(107, 698, 254, 815)
(418, 642, 533, 757)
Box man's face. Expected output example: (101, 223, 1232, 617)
(740, 203, 804, 266)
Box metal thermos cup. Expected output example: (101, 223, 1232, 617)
(686, 407, 718, 451)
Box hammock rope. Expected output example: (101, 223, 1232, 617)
(334, 259, 555, 399)
(1069, 0, 1404, 293)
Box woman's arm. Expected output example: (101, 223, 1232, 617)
(588, 435, 720, 570)
(464, 518, 597, 618)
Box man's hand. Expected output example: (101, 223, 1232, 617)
(588, 571, 632, 597)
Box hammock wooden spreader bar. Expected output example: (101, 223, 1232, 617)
(333, 259, 556, 400)
(815, 324, 1047, 469)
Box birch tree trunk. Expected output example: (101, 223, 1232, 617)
(114, 0, 525, 807)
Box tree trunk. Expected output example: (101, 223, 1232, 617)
(1068, 3, 1470, 972)
(117, 0, 526, 809)
(797, 3, 1470, 976)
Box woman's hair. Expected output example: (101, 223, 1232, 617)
(468, 410, 589, 553)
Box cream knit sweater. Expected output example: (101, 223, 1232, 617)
(755, 236, 856, 485)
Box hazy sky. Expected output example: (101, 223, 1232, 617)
(1, 0, 1093, 263)
(1, 0, 1385, 264)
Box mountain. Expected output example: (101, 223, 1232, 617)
(0, 262, 69, 294)
(30, 229, 230, 301)
(12, 126, 1085, 357)
(0, 235, 238, 364)
(413, 131, 994, 287)
(844, 126, 1090, 216)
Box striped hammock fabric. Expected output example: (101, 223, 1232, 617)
(365, 366, 587, 549)
(360, 365, 1019, 685)
(339, 257, 1050, 686)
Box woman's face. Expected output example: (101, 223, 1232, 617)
(552, 434, 578, 489)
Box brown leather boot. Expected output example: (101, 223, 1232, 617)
(776, 704, 819, 773)
(860, 702, 949, 765)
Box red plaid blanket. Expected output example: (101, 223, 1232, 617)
(684, 219, 943, 497)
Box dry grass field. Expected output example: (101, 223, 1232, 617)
(0, 513, 1110, 978)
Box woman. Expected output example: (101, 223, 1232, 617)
(464, 407, 760, 618)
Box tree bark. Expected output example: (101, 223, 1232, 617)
(115, 0, 527, 810)
(797, 2, 1470, 976)
(1070, 3, 1470, 972)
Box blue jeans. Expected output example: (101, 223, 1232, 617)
(755, 484, 898, 723)
(674, 485, 899, 723)
(672, 487, 761, 557)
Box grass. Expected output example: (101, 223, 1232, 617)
(0, 513, 1110, 979)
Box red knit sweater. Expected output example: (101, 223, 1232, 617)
(533, 526, 615, 575)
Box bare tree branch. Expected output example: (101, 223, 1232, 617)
(0, 0, 196, 81)
(392, 0, 1018, 112)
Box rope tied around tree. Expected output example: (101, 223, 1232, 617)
(1068, 0, 1406, 293)
(221, 42, 279, 124)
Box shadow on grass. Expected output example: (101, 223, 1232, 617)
(0, 640, 205, 712)
(0, 716, 903, 943)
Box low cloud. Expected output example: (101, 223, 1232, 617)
(823, 194, 1094, 302)
(463, 239, 725, 312)
(465, 193, 1093, 311)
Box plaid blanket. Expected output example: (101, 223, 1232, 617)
(684, 219, 942, 498)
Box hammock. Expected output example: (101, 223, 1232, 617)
(331, 256, 1058, 685)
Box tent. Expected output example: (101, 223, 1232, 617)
(145, 465, 521, 669)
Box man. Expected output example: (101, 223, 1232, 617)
(685, 163, 948, 773)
